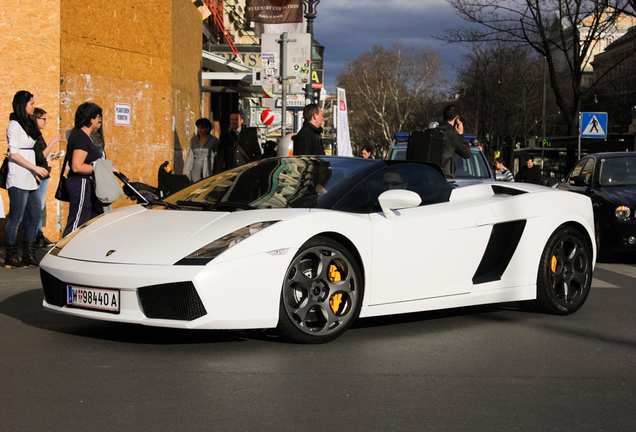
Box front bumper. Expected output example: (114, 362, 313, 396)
(39, 251, 293, 330)
(601, 219, 636, 252)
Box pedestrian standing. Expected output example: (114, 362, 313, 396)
(214, 110, 261, 173)
(293, 104, 325, 156)
(515, 155, 542, 184)
(494, 157, 514, 181)
(184, 118, 219, 182)
(4, 91, 49, 268)
(436, 105, 472, 178)
(22, 107, 63, 247)
(361, 146, 373, 159)
(63, 102, 119, 237)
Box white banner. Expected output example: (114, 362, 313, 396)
(253, 19, 306, 38)
(337, 87, 353, 156)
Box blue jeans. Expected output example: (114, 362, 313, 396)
(22, 177, 49, 238)
(4, 186, 42, 245)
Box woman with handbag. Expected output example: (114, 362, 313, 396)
(63, 102, 118, 237)
(21, 107, 63, 248)
(4, 90, 49, 269)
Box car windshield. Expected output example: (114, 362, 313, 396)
(162, 157, 373, 210)
(598, 156, 636, 186)
(455, 150, 492, 179)
(389, 145, 492, 179)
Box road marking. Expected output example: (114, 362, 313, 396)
(596, 263, 636, 279)
(592, 278, 618, 288)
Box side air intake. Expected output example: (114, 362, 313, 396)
(492, 185, 527, 196)
(473, 220, 526, 284)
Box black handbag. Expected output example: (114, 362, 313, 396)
(0, 155, 8, 189)
(55, 155, 70, 202)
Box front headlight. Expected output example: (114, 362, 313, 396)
(49, 215, 105, 256)
(615, 205, 631, 220)
(174, 221, 280, 265)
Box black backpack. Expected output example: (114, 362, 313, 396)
(406, 128, 445, 169)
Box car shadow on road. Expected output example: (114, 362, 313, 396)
(0, 288, 266, 345)
(596, 251, 636, 265)
(352, 302, 522, 331)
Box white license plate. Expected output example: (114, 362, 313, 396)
(67, 285, 120, 313)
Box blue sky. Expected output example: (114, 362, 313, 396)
(312, 0, 472, 94)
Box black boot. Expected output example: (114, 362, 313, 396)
(21, 241, 39, 268)
(4, 244, 28, 269)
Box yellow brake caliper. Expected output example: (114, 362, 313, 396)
(551, 255, 558, 273)
(328, 264, 343, 313)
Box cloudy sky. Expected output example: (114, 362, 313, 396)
(312, 0, 472, 94)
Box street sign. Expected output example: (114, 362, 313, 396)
(274, 97, 304, 108)
(261, 109, 275, 126)
(311, 69, 324, 89)
(581, 112, 607, 138)
(260, 33, 311, 98)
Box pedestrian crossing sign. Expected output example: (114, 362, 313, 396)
(581, 112, 607, 138)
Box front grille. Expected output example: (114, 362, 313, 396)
(40, 269, 66, 307)
(137, 281, 207, 321)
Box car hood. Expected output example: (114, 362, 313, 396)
(53, 205, 309, 265)
(595, 185, 636, 205)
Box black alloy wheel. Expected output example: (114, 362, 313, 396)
(278, 236, 363, 344)
(535, 226, 593, 315)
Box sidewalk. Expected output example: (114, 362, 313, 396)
(0, 244, 48, 285)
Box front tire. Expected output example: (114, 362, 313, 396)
(535, 226, 592, 315)
(277, 236, 363, 344)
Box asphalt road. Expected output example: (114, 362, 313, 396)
(1, 258, 635, 432)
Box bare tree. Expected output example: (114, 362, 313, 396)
(336, 42, 445, 158)
(442, 0, 633, 135)
(456, 41, 544, 159)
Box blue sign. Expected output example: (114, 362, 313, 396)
(581, 112, 607, 138)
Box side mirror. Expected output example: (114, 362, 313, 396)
(379, 189, 422, 220)
(568, 175, 588, 187)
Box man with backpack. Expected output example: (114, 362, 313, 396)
(437, 104, 472, 178)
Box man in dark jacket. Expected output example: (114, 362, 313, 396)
(515, 155, 542, 184)
(438, 104, 472, 178)
(214, 110, 261, 173)
(293, 104, 325, 156)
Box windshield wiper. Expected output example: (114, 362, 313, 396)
(144, 201, 181, 210)
(175, 201, 255, 211)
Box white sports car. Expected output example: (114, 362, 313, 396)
(40, 156, 595, 343)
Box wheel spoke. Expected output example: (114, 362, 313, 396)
(316, 248, 339, 279)
(292, 298, 315, 326)
(571, 268, 588, 286)
(552, 269, 564, 286)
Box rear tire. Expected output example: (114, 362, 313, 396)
(277, 236, 363, 344)
(535, 226, 592, 315)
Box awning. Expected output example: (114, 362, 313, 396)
(202, 50, 265, 94)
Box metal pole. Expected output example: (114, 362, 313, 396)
(279, 33, 290, 137)
(303, 0, 320, 104)
(578, 112, 582, 160)
(541, 56, 547, 172)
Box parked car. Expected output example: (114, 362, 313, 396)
(554, 152, 636, 259)
(388, 141, 494, 180)
(41, 156, 595, 344)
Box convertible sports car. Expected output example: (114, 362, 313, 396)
(555, 152, 636, 259)
(40, 156, 596, 344)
